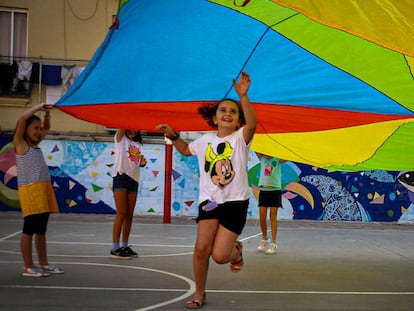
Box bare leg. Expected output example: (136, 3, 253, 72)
(259, 206, 268, 239)
(35, 233, 48, 266)
(269, 207, 278, 242)
(192, 219, 219, 297)
(121, 193, 137, 243)
(21, 233, 34, 268)
(186, 221, 241, 307)
(211, 225, 239, 264)
(112, 190, 128, 244)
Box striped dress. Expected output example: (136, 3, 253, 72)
(16, 145, 59, 217)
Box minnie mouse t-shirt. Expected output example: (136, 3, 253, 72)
(189, 127, 251, 205)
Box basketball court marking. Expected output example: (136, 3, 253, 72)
(0, 231, 21, 241)
(2, 260, 412, 311)
(0, 261, 196, 311)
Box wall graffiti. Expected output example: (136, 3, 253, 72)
(1, 135, 413, 223)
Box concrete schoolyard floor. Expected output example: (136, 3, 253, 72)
(0, 212, 413, 311)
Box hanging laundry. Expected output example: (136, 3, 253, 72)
(30, 62, 40, 83)
(17, 60, 32, 81)
(0, 63, 16, 94)
(41, 64, 62, 86)
(61, 64, 77, 94)
(74, 66, 85, 79)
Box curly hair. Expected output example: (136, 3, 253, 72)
(197, 99, 246, 129)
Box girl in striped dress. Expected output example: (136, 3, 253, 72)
(14, 103, 63, 277)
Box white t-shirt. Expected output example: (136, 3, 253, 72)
(189, 127, 251, 204)
(112, 133, 143, 182)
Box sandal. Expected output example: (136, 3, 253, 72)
(185, 293, 206, 309)
(230, 241, 243, 272)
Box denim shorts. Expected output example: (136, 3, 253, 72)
(113, 173, 138, 194)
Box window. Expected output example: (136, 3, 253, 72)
(0, 8, 29, 98)
(0, 8, 28, 62)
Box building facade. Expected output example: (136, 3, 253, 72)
(0, 0, 118, 135)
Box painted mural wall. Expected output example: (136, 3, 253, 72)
(1, 134, 414, 223)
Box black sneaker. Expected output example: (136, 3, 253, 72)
(123, 246, 138, 258)
(110, 247, 132, 260)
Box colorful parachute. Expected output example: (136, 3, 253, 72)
(55, 0, 414, 171)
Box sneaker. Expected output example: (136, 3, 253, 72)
(22, 267, 50, 277)
(257, 239, 268, 252)
(41, 264, 64, 274)
(265, 242, 277, 255)
(110, 247, 132, 260)
(123, 246, 138, 258)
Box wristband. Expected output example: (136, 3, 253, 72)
(166, 132, 180, 141)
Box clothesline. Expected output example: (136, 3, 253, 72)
(0, 55, 90, 65)
(0, 55, 89, 101)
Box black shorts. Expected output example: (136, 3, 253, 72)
(196, 199, 249, 235)
(23, 212, 50, 235)
(258, 190, 282, 208)
(113, 173, 138, 194)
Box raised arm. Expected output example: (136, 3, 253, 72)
(232, 72, 257, 144)
(42, 109, 51, 138)
(154, 124, 192, 156)
(14, 103, 52, 150)
(115, 129, 126, 142)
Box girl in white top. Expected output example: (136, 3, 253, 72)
(110, 130, 147, 259)
(156, 72, 257, 309)
(112, 130, 144, 182)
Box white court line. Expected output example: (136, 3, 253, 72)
(207, 289, 414, 295)
(2, 280, 412, 296)
(0, 231, 21, 241)
(0, 250, 193, 258)
(241, 232, 263, 241)
(0, 240, 194, 248)
(0, 230, 269, 259)
(69, 234, 96, 237)
(0, 228, 262, 245)
(2, 285, 412, 296)
(2, 285, 187, 292)
(0, 230, 261, 258)
(0, 261, 195, 311)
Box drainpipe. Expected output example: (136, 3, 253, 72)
(163, 138, 173, 223)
